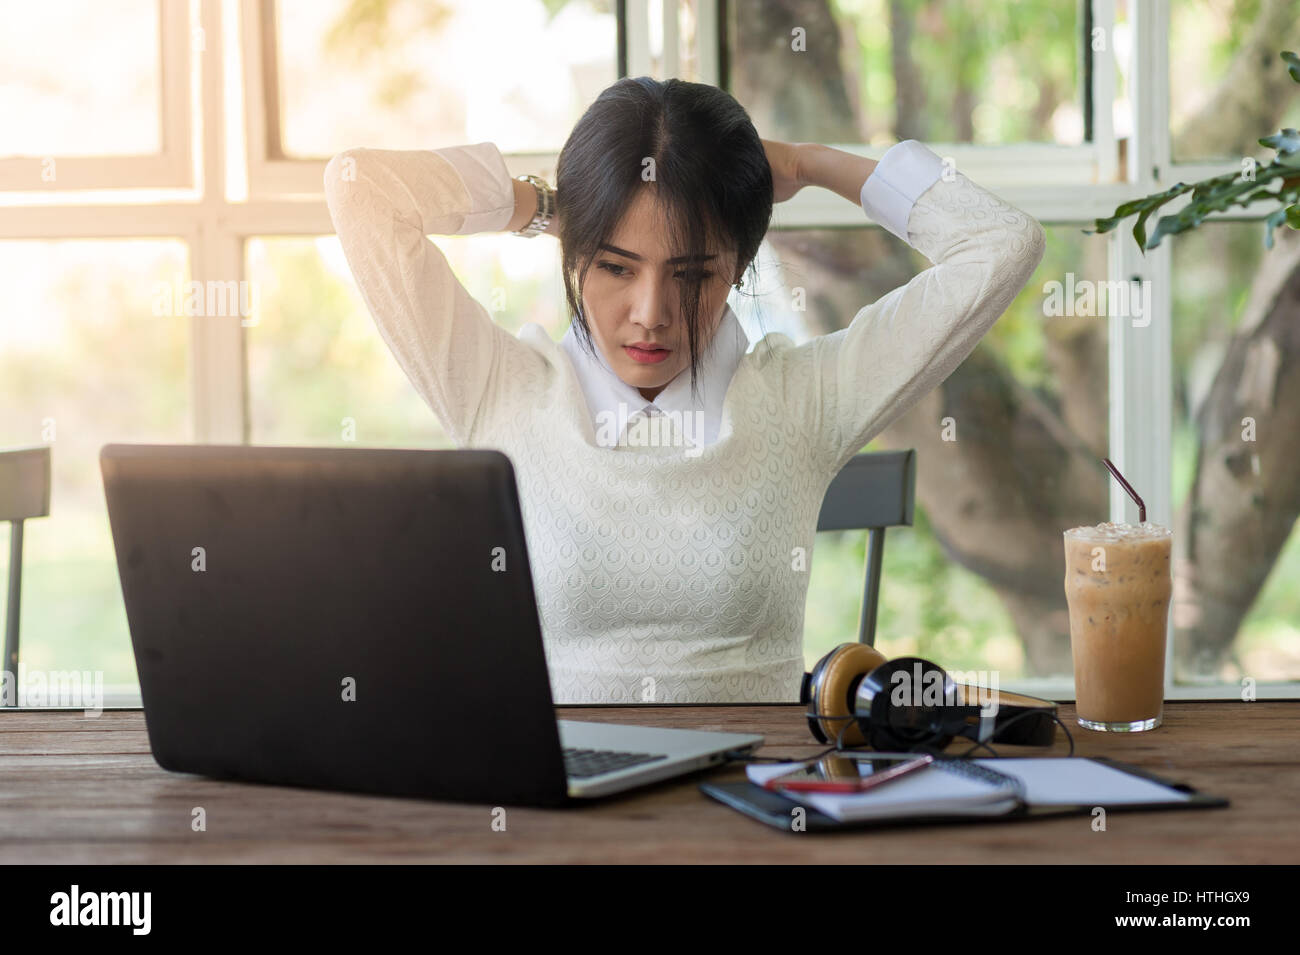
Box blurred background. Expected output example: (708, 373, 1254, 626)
(2, 0, 1298, 705)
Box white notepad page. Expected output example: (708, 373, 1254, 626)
(972, 758, 1192, 806)
(746, 757, 1190, 822)
(745, 760, 1020, 822)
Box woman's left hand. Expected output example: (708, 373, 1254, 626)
(762, 138, 807, 203)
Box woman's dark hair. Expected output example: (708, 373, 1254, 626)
(556, 76, 773, 399)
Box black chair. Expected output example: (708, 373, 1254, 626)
(1, 446, 51, 701)
(814, 450, 916, 647)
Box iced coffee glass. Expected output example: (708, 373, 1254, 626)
(1063, 521, 1172, 732)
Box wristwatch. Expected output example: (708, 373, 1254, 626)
(511, 174, 555, 237)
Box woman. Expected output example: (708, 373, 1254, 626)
(323, 76, 1045, 705)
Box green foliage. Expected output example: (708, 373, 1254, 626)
(1089, 51, 1300, 252)
(803, 480, 1022, 676)
(831, 0, 1078, 144)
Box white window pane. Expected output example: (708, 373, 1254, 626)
(0, 240, 191, 702)
(790, 224, 1110, 680)
(272, 0, 617, 158)
(0, 0, 161, 157)
(1170, 0, 1300, 162)
(245, 233, 565, 445)
(729, 0, 1085, 147)
(1170, 222, 1300, 683)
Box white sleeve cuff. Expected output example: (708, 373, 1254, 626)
(859, 140, 946, 244)
(437, 141, 516, 235)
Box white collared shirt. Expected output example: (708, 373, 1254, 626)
(560, 303, 751, 452)
(324, 136, 1045, 703)
(557, 138, 947, 452)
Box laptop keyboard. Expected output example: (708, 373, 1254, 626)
(563, 747, 669, 779)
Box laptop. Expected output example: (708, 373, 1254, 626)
(99, 443, 764, 807)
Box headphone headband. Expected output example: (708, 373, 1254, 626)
(801, 645, 1057, 751)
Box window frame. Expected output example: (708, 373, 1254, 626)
(3, 0, 1295, 705)
(0, 0, 194, 192)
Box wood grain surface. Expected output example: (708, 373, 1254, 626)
(0, 701, 1294, 863)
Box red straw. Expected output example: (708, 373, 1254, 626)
(1102, 457, 1146, 523)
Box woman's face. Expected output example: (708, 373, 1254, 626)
(580, 188, 738, 402)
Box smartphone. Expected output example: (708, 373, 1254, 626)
(762, 753, 935, 793)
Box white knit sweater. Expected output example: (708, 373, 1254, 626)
(323, 140, 1045, 704)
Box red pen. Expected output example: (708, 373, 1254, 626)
(762, 754, 935, 793)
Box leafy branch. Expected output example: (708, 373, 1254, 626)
(1088, 50, 1300, 253)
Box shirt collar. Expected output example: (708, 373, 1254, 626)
(560, 304, 750, 449)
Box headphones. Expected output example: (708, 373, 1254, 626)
(800, 643, 1059, 752)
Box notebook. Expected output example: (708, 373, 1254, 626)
(746, 757, 1026, 822)
(702, 756, 1229, 831)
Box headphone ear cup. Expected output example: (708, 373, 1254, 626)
(809, 643, 888, 747)
(858, 657, 959, 751)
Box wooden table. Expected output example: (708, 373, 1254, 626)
(0, 701, 1294, 863)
